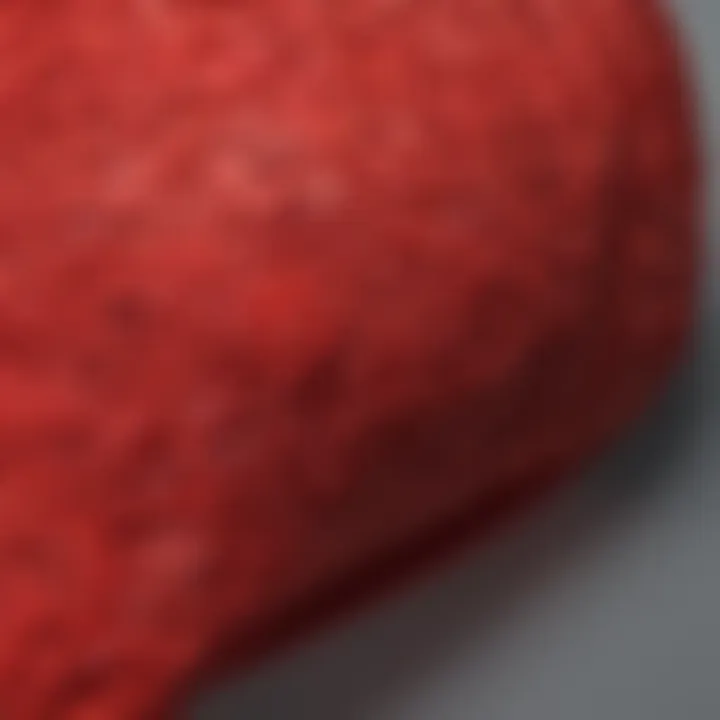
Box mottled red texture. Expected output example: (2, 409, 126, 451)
(0, 1, 698, 717)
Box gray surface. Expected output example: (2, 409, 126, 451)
(194, 1, 720, 717)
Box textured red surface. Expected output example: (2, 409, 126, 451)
(0, 1, 699, 717)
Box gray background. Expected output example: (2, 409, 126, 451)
(194, 1, 720, 717)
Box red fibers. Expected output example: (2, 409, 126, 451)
(0, 1, 698, 717)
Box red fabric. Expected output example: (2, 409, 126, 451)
(0, 1, 698, 717)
